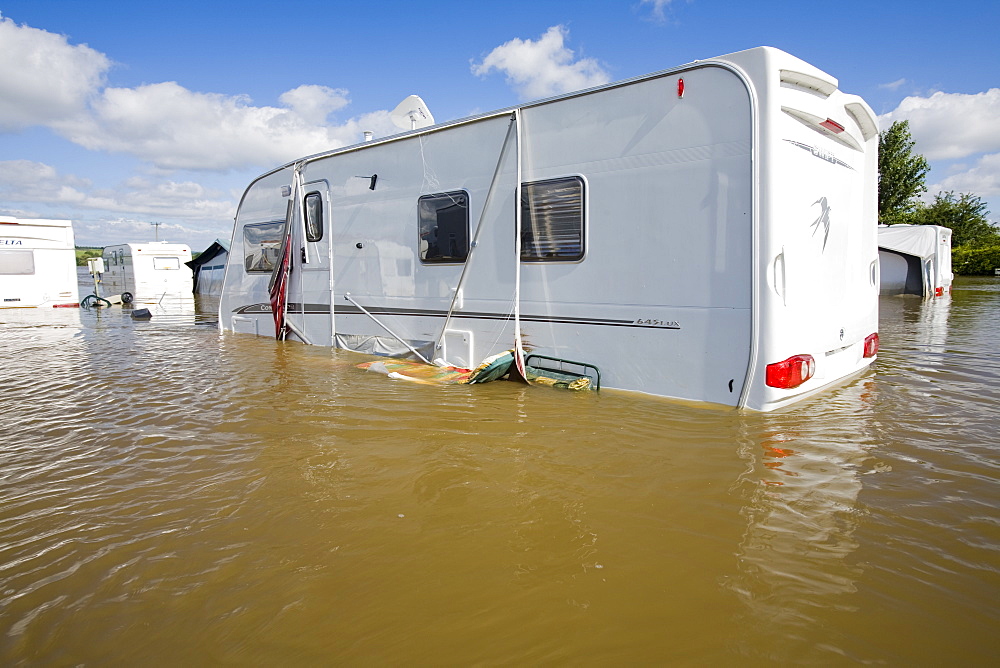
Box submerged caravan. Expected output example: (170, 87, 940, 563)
(0, 216, 80, 309)
(219, 47, 880, 412)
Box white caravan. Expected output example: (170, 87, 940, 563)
(878, 224, 953, 297)
(101, 242, 193, 304)
(0, 216, 80, 308)
(219, 46, 880, 412)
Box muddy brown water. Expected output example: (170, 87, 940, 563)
(0, 274, 997, 664)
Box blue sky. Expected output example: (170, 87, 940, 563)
(1, 0, 998, 249)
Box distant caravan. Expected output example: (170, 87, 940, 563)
(219, 47, 880, 412)
(878, 224, 953, 297)
(0, 216, 80, 308)
(101, 242, 193, 304)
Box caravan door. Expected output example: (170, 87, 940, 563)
(285, 180, 333, 345)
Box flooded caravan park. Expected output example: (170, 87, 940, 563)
(0, 273, 998, 664)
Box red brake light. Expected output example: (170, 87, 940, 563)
(766, 354, 815, 389)
(863, 333, 879, 358)
(677, 78, 685, 98)
(820, 118, 845, 133)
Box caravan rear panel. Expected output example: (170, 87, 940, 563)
(0, 217, 79, 308)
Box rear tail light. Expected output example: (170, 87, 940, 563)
(863, 333, 879, 358)
(820, 118, 845, 133)
(766, 354, 815, 389)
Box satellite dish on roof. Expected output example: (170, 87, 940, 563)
(390, 95, 435, 130)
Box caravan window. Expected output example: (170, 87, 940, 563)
(520, 176, 585, 261)
(153, 257, 180, 270)
(0, 249, 35, 275)
(418, 191, 469, 263)
(304, 191, 323, 242)
(244, 221, 285, 273)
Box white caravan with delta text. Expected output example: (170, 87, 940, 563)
(0, 216, 80, 309)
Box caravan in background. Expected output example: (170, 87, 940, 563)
(0, 216, 79, 308)
(101, 242, 193, 304)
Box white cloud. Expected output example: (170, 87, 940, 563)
(471, 25, 611, 101)
(0, 18, 397, 172)
(0, 159, 235, 221)
(879, 78, 907, 91)
(0, 159, 91, 192)
(0, 15, 111, 131)
(0, 17, 412, 246)
(879, 88, 1000, 160)
(640, 0, 680, 23)
(278, 85, 350, 125)
(931, 153, 1000, 199)
(49, 82, 395, 171)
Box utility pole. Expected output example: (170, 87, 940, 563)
(151, 221, 162, 241)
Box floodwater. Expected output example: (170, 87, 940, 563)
(1, 272, 998, 665)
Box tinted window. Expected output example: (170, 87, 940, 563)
(304, 192, 323, 242)
(418, 191, 469, 263)
(520, 177, 585, 261)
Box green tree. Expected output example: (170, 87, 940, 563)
(911, 191, 999, 247)
(952, 245, 1000, 275)
(75, 248, 103, 266)
(878, 120, 930, 225)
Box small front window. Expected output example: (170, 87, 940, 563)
(0, 249, 35, 275)
(244, 221, 285, 273)
(520, 176, 585, 261)
(418, 191, 469, 263)
(304, 192, 323, 242)
(153, 257, 180, 270)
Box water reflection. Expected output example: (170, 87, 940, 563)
(879, 292, 952, 375)
(726, 377, 882, 661)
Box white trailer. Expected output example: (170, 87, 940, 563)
(0, 216, 80, 308)
(878, 224, 953, 297)
(101, 242, 193, 304)
(219, 46, 880, 411)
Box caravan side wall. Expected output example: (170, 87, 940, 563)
(222, 70, 755, 405)
(0, 217, 79, 308)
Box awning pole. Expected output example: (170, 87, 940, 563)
(344, 292, 432, 365)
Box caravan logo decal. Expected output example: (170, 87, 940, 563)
(784, 139, 853, 170)
(810, 197, 832, 250)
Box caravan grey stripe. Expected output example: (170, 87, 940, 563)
(232, 303, 681, 330)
